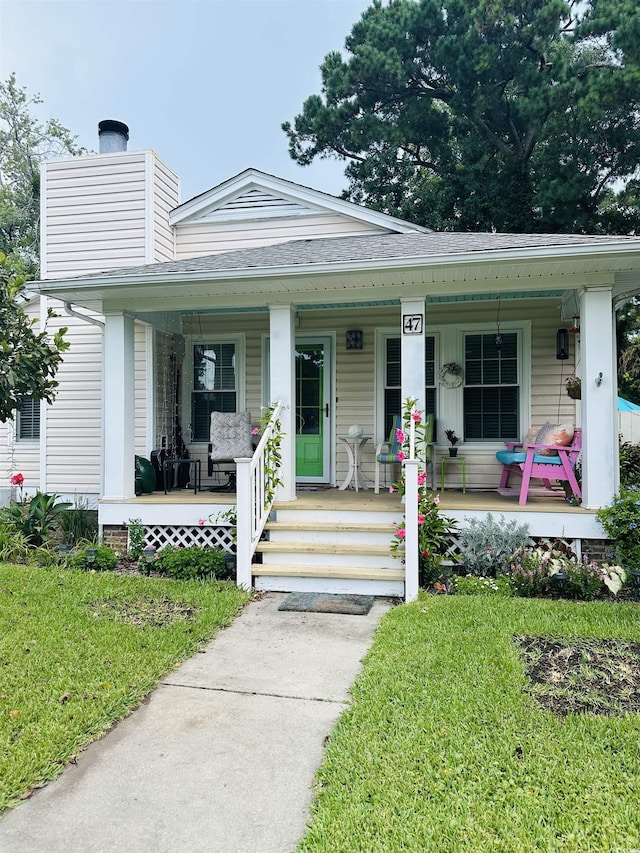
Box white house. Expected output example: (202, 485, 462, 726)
(3, 121, 640, 599)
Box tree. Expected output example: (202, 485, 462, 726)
(0, 73, 85, 280)
(0, 252, 69, 423)
(283, 0, 640, 234)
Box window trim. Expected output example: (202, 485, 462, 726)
(182, 333, 246, 444)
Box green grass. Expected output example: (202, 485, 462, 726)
(298, 596, 640, 853)
(0, 562, 249, 812)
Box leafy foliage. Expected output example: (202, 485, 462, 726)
(0, 253, 69, 422)
(0, 491, 71, 546)
(450, 574, 514, 596)
(597, 486, 640, 569)
(508, 543, 626, 599)
(619, 438, 640, 488)
(68, 544, 118, 572)
(58, 501, 98, 545)
(155, 546, 229, 581)
(457, 513, 531, 576)
(284, 0, 640, 234)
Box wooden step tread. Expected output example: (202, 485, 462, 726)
(265, 521, 394, 533)
(256, 542, 393, 556)
(252, 564, 405, 581)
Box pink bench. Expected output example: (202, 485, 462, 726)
(496, 428, 582, 506)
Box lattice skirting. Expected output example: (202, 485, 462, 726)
(142, 525, 235, 553)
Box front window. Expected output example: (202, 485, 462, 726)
(384, 336, 436, 438)
(17, 397, 40, 441)
(463, 332, 519, 440)
(191, 343, 237, 442)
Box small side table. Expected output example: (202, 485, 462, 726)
(338, 436, 371, 492)
(163, 458, 201, 494)
(441, 455, 466, 493)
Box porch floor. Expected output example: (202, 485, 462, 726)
(121, 486, 594, 515)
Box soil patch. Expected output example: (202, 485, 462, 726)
(514, 634, 640, 716)
(90, 598, 198, 628)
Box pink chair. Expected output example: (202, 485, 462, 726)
(496, 428, 582, 506)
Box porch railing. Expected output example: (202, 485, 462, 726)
(235, 403, 283, 588)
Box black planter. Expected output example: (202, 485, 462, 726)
(448, 447, 458, 457)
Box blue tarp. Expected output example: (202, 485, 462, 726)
(618, 396, 640, 412)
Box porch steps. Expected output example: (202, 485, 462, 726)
(253, 503, 405, 597)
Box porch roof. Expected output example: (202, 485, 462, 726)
(33, 229, 640, 313)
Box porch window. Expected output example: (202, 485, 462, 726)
(463, 332, 519, 440)
(384, 336, 436, 437)
(17, 397, 40, 441)
(191, 343, 237, 442)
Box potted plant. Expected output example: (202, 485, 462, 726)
(565, 376, 581, 400)
(445, 429, 460, 457)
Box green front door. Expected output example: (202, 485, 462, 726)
(295, 340, 329, 479)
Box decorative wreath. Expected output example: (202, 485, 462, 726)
(439, 362, 464, 389)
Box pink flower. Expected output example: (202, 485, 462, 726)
(434, 494, 440, 505)
(395, 429, 405, 443)
(389, 486, 395, 494)
(418, 514, 425, 525)
(11, 473, 24, 486)
(412, 412, 421, 423)
(198, 518, 206, 526)
(251, 427, 259, 435)
(396, 528, 406, 539)
(396, 451, 406, 462)
(417, 472, 427, 485)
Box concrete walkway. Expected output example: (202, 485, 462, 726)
(0, 592, 392, 853)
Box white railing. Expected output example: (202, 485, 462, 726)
(403, 404, 421, 603)
(235, 403, 283, 588)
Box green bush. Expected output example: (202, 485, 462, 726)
(68, 544, 118, 572)
(155, 546, 229, 580)
(597, 486, 640, 568)
(0, 523, 29, 563)
(0, 492, 71, 546)
(450, 574, 514, 596)
(619, 438, 640, 488)
(456, 513, 531, 576)
(59, 502, 98, 545)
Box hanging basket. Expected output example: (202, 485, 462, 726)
(566, 385, 581, 400)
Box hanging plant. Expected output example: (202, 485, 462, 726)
(566, 376, 581, 400)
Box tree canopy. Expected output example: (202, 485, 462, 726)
(0, 73, 85, 280)
(0, 252, 69, 423)
(283, 0, 640, 234)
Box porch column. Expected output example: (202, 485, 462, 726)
(103, 311, 136, 501)
(580, 286, 617, 508)
(400, 298, 426, 414)
(269, 304, 296, 502)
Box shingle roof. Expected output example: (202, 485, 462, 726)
(69, 230, 640, 282)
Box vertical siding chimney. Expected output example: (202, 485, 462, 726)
(98, 119, 129, 153)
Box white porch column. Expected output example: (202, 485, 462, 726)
(580, 286, 617, 508)
(269, 304, 296, 502)
(103, 311, 136, 501)
(401, 298, 426, 414)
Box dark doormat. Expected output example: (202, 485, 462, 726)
(278, 592, 375, 615)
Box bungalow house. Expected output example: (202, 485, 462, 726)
(3, 121, 640, 600)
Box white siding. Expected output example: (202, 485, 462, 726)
(174, 213, 385, 259)
(152, 156, 179, 262)
(135, 324, 148, 456)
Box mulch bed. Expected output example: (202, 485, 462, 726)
(514, 635, 640, 716)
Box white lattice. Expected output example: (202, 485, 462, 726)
(144, 525, 235, 552)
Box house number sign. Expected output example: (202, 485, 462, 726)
(402, 314, 424, 335)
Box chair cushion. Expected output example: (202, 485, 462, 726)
(377, 452, 403, 464)
(496, 450, 563, 466)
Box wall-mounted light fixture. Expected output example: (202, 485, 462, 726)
(556, 328, 569, 360)
(346, 330, 363, 350)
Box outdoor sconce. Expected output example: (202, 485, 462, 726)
(556, 328, 569, 360)
(85, 548, 97, 566)
(346, 330, 363, 350)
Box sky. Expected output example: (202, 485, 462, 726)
(0, 0, 372, 203)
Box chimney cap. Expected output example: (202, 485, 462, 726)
(98, 119, 129, 140)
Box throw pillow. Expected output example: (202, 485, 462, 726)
(536, 422, 575, 456)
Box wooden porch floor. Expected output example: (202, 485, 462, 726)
(122, 486, 594, 515)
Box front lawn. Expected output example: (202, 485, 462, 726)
(299, 596, 640, 852)
(0, 563, 249, 812)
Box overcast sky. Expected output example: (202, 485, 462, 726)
(0, 0, 371, 203)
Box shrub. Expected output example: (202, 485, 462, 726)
(127, 518, 145, 561)
(619, 438, 640, 488)
(456, 513, 531, 576)
(597, 486, 640, 570)
(508, 548, 552, 597)
(68, 544, 118, 572)
(450, 574, 514, 596)
(0, 523, 29, 563)
(155, 546, 229, 580)
(59, 499, 98, 545)
(508, 544, 626, 600)
(0, 492, 72, 546)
